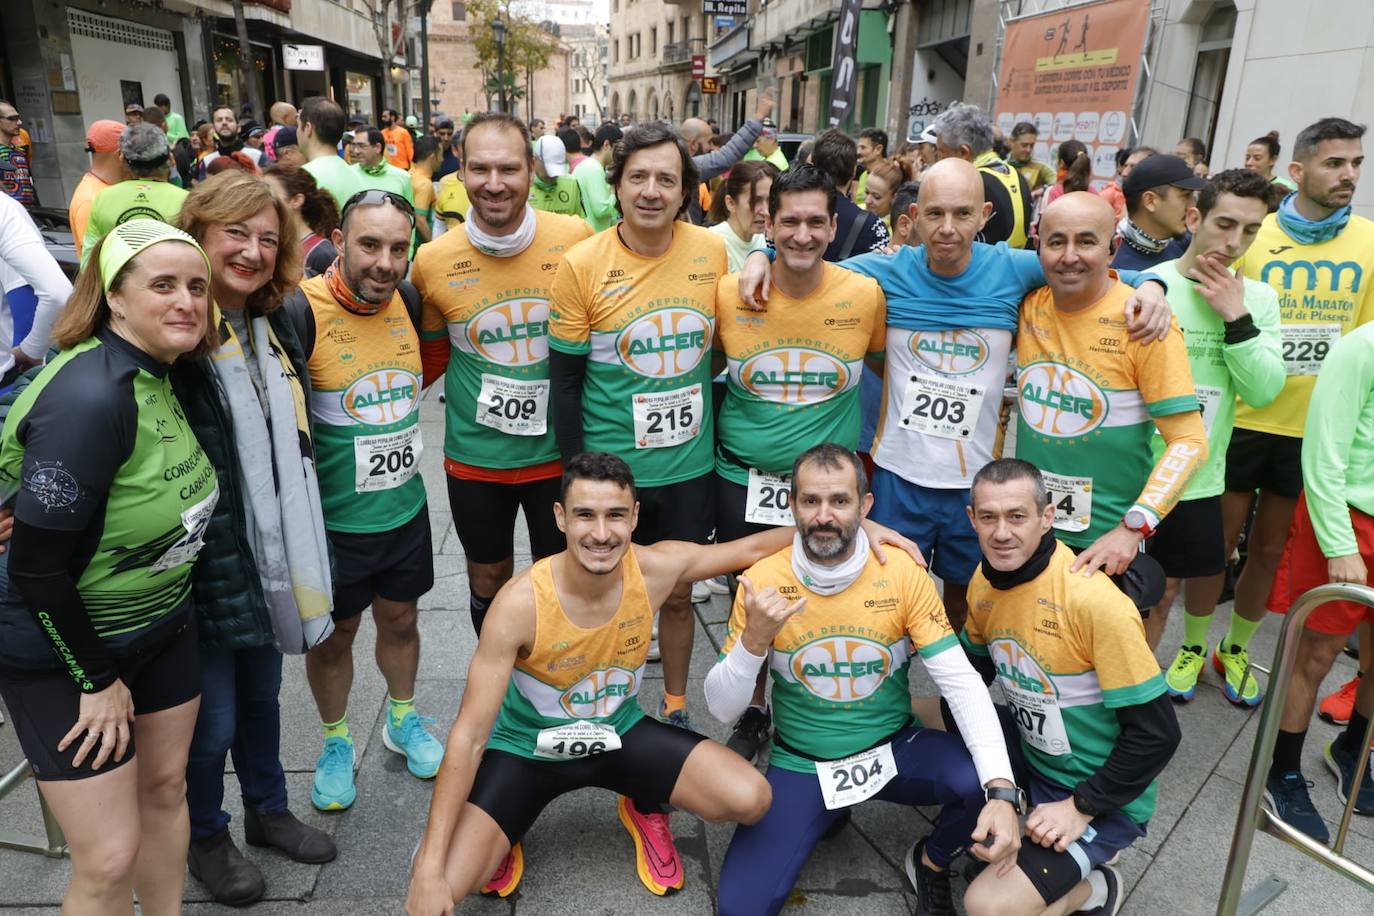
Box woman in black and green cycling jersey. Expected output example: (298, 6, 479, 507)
(0, 219, 218, 915)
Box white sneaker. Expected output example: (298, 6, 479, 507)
(691, 580, 711, 603)
(647, 621, 661, 662)
(705, 575, 730, 595)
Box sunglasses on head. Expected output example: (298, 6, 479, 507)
(341, 189, 416, 227)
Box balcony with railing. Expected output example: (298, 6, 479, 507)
(661, 37, 705, 70)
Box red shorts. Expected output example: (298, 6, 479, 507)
(1267, 492, 1374, 635)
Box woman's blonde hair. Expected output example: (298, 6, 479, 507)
(178, 170, 303, 314)
(52, 233, 219, 360)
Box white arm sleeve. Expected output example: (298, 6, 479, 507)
(704, 638, 768, 724)
(0, 196, 72, 358)
(923, 647, 1016, 787)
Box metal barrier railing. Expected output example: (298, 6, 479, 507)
(1217, 586, 1374, 915)
(0, 758, 68, 857)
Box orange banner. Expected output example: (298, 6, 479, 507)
(994, 0, 1150, 186)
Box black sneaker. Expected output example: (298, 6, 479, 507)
(1075, 863, 1123, 915)
(904, 837, 955, 916)
(1263, 770, 1331, 843)
(725, 706, 772, 764)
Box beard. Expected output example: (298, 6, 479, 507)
(801, 519, 857, 563)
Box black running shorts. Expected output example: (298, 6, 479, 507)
(330, 505, 435, 619)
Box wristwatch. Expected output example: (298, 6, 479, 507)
(1072, 786, 1100, 818)
(985, 784, 1028, 815)
(1123, 508, 1155, 540)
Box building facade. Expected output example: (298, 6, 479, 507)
(568, 23, 611, 125)
(608, 0, 722, 125)
(427, 2, 572, 125)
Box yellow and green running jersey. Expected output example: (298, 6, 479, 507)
(1015, 279, 1202, 546)
(413, 210, 592, 470)
(487, 550, 653, 760)
(299, 276, 425, 534)
(714, 263, 886, 485)
(720, 548, 958, 774)
(1234, 213, 1374, 438)
(963, 542, 1167, 824)
(548, 224, 726, 487)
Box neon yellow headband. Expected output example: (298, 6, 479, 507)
(98, 218, 212, 292)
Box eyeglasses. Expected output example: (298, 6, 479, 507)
(341, 189, 416, 227)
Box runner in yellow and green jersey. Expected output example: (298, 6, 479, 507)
(961, 459, 1181, 916)
(1014, 193, 1206, 579)
(281, 191, 442, 814)
(412, 113, 593, 651)
(1221, 118, 1373, 719)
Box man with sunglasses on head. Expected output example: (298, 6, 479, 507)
(281, 189, 444, 812)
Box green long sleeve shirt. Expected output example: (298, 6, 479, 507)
(1148, 259, 1286, 499)
(572, 157, 617, 232)
(1302, 321, 1374, 558)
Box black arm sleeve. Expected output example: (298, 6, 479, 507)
(9, 519, 117, 692)
(1075, 693, 1182, 815)
(549, 349, 588, 464)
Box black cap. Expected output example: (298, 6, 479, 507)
(1122, 154, 1207, 197)
(274, 127, 298, 148)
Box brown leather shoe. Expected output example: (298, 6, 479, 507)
(244, 806, 337, 864)
(188, 828, 266, 907)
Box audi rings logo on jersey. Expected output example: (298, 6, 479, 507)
(559, 667, 637, 718)
(1017, 362, 1108, 438)
(466, 298, 550, 366)
(989, 640, 1053, 696)
(910, 330, 990, 377)
(342, 369, 420, 425)
(790, 636, 892, 702)
(616, 307, 710, 378)
(740, 348, 850, 404)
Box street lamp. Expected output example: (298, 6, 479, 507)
(491, 17, 508, 114)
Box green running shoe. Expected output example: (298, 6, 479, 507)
(1165, 645, 1207, 702)
(1212, 643, 1262, 707)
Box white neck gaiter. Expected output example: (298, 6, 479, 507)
(790, 528, 870, 596)
(464, 204, 537, 257)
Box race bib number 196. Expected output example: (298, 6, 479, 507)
(631, 385, 703, 449)
(534, 721, 622, 759)
(1041, 471, 1092, 533)
(815, 743, 897, 810)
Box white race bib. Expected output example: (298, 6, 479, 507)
(152, 486, 220, 573)
(815, 743, 898, 810)
(1281, 324, 1341, 376)
(354, 425, 422, 492)
(1001, 680, 1072, 756)
(631, 385, 703, 449)
(476, 374, 548, 436)
(1196, 384, 1224, 434)
(744, 469, 793, 526)
(897, 373, 986, 441)
(1042, 471, 1092, 533)
(533, 721, 622, 759)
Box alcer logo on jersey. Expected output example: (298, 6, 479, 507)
(790, 636, 892, 702)
(739, 348, 850, 404)
(989, 640, 1053, 697)
(559, 666, 638, 718)
(617, 307, 711, 379)
(911, 330, 990, 376)
(465, 298, 549, 366)
(1017, 362, 1108, 438)
(342, 369, 420, 425)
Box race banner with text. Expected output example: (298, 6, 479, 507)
(993, 0, 1150, 190)
(827, 0, 863, 128)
